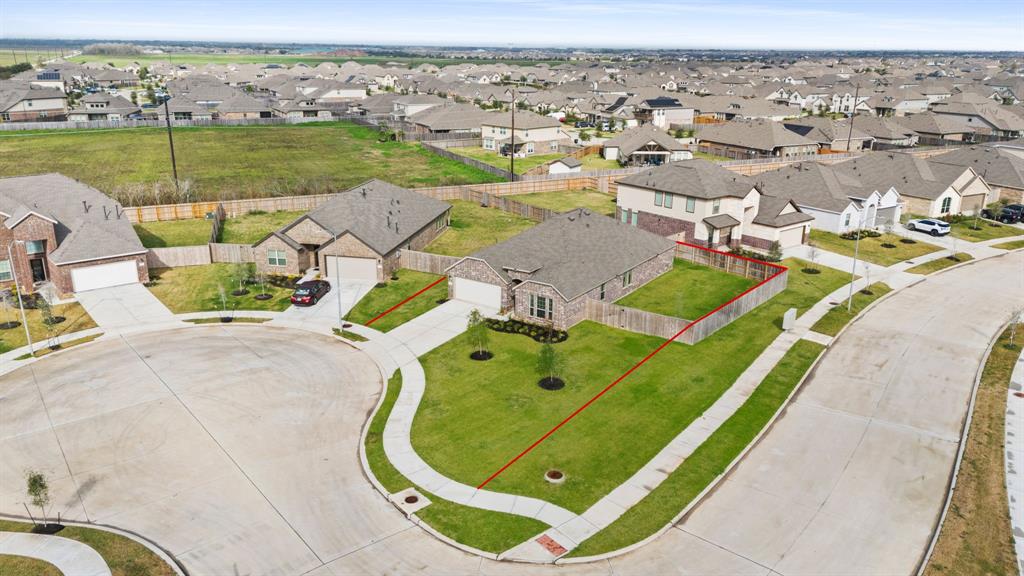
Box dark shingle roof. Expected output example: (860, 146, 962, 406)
(929, 145, 1024, 190)
(698, 119, 817, 152)
(618, 159, 755, 199)
(604, 125, 685, 156)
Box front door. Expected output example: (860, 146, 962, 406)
(29, 258, 46, 283)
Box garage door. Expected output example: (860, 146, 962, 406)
(452, 278, 502, 309)
(71, 260, 139, 292)
(778, 226, 806, 250)
(875, 206, 899, 227)
(323, 256, 378, 282)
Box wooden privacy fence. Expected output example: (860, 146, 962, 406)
(679, 268, 788, 345)
(420, 142, 515, 180)
(399, 250, 460, 275)
(147, 243, 255, 269)
(210, 243, 255, 263)
(584, 301, 690, 340)
(674, 243, 781, 282)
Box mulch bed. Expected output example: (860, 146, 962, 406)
(486, 318, 569, 344)
(801, 268, 821, 275)
(538, 377, 565, 390)
(0, 321, 20, 330)
(470, 350, 493, 361)
(254, 293, 273, 301)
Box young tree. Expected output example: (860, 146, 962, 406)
(25, 470, 50, 526)
(536, 342, 565, 384)
(768, 241, 783, 262)
(130, 91, 138, 105)
(233, 263, 251, 294)
(806, 241, 820, 270)
(466, 309, 491, 358)
(36, 298, 57, 348)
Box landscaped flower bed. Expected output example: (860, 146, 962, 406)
(484, 318, 569, 343)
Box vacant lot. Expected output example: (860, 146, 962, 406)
(424, 200, 536, 256)
(449, 146, 564, 174)
(616, 259, 758, 319)
(0, 122, 500, 205)
(514, 189, 617, 215)
(809, 230, 941, 266)
(346, 270, 447, 332)
(411, 258, 847, 514)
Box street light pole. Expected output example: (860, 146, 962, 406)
(846, 209, 865, 312)
(162, 97, 180, 194)
(509, 85, 516, 181)
(7, 241, 33, 355)
(333, 233, 343, 326)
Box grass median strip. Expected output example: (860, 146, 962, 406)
(905, 253, 973, 275)
(993, 239, 1024, 251)
(810, 282, 892, 337)
(345, 270, 447, 332)
(364, 373, 549, 553)
(922, 327, 1019, 576)
(15, 333, 103, 360)
(568, 339, 826, 557)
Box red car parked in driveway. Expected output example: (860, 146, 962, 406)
(290, 280, 331, 306)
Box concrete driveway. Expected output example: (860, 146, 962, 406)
(276, 279, 374, 328)
(74, 283, 174, 330)
(0, 326, 408, 576)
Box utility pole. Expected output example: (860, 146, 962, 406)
(7, 242, 33, 356)
(845, 83, 860, 152)
(162, 97, 180, 193)
(846, 208, 865, 312)
(509, 85, 516, 181)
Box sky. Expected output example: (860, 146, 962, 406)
(1, 0, 1022, 51)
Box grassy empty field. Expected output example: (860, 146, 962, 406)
(905, 253, 973, 275)
(809, 230, 941, 266)
(514, 188, 617, 215)
(0, 122, 500, 205)
(424, 200, 536, 256)
(410, 258, 847, 515)
(134, 218, 212, 248)
(923, 327, 1019, 576)
(346, 270, 448, 332)
(0, 302, 97, 354)
(147, 263, 293, 313)
(615, 259, 758, 319)
(448, 146, 564, 174)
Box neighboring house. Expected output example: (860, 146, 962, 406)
(831, 153, 993, 216)
(633, 97, 695, 128)
(91, 69, 140, 88)
(756, 162, 902, 234)
(602, 125, 691, 166)
(894, 111, 975, 142)
(0, 173, 149, 295)
(481, 111, 566, 156)
(931, 96, 1024, 139)
(405, 103, 489, 134)
(445, 208, 676, 330)
(782, 117, 874, 151)
(391, 94, 445, 118)
(253, 180, 451, 282)
(0, 82, 68, 122)
(616, 159, 813, 251)
(853, 115, 920, 147)
(548, 157, 582, 174)
(698, 119, 820, 158)
(929, 145, 1024, 203)
(67, 93, 140, 121)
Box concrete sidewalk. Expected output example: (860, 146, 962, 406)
(0, 531, 111, 576)
(75, 283, 175, 330)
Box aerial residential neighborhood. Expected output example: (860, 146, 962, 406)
(0, 1, 1023, 575)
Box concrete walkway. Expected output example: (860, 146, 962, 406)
(0, 531, 111, 576)
(1006, 346, 1024, 575)
(274, 279, 374, 329)
(75, 283, 175, 330)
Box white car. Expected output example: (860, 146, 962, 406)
(906, 218, 951, 236)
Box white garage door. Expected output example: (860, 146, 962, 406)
(778, 226, 806, 250)
(71, 260, 139, 292)
(323, 256, 378, 282)
(452, 277, 502, 309)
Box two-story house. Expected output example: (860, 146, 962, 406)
(480, 111, 566, 156)
(67, 93, 141, 121)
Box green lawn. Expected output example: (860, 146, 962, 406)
(0, 555, 60, 576)
(134, 219, 213, 248)
(569, 339, 826, 556)
(0, 122, 500, 205)
(905, 253, 974, 275)
(346, 270, 447, 332)
(146, 263, 293, 313)
(513, 189, 617, 215)
(809, 230, 941, 266)
(410, 258, 847, 515)
(448, 146, 564, 174)
(994, 239, 1024, 250)
(365, 373, 549, 553)
(810, 282, 892, 337)
(424, 200, 536, 256)
(0, 519, 176, 576)
(615, 259, 758, 320)
(580, 154, 621, 170)
(0, 302, 97, 354)
(903, 214, 1021, 242)
(218, 210, 305, 244)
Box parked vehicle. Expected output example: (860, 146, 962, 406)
(906, 218, 951, 236)
(574, 121, 594, 128)
(290, 280, 331, 306)
(983, 204, 1024, 223)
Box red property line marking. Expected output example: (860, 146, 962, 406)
(476, 242, 787, 489)
(365, 276, 447, 326)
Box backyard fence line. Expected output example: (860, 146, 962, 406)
(147, 242, 255, 269)
(421, 142, 515, 180)
(674, 243, 779, 282)
(210, 243, 255, 264)
(584, 301, 690, 340)
(679, 267, 788, 345)
(209, 203, 226, 244)
(398, 250, 460, 275)
(0, 115, 337, 132)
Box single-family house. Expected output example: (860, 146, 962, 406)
(445, 208, 676, 330)
(782, 117, 874, 151)
(929, 145, 1024, 203)
(616, 159, 813, 251)
(0, 173, 149, 295)
(92, 69, 140, 88)
(481, 111, 566, 156)
(698, 119, 820, 158)
(253, 180, 451, 282)
(895, 111, 975, 142)
(0, 82, 68, 122)
(67, 93, 140, 121)
(602, 125, 691, 166)
(633, 97, 695, 129)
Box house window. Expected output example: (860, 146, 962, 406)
(529, 294, 553, 320)
(550, 141, 558, 151)
(526, 142, 534, 154)
(940, 197, 952, 214)
(483, 138, 494, 150)
(267, 249, 287, 267)
(622, 269, 633, 287)
(686, 196, 695, 213)
(843, 213, 851, 227)
(621, 209, 630, 224)
(0, 260, 10, 282)
(654, 191, 664, 207)
(599, 283, 606, 300)
(712, 199, 721, 214)
(664, 193, 673, 209)
(0, 113, 9, 121)
(24, 240, 45, 254)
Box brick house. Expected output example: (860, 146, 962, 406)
(445, 209, 676, 330)
(616, 160, 813, 252)
(0, 174, 149, 296)
(480, 111, 567, 156)
(253, 180, 450, 282)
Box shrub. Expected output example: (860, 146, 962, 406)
(485, 318, 569, 343)
(839, 229, 882, 240)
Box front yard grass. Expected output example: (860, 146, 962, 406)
(923, 327, 1019, 576)
(513, 188, 617, 215)
(993, 239, 1024, 251)
(146, 263, 293, 313)
(904, 213, 1021, 242)
(0, 519, 176, 576)
(809, 229, 941, 266)
(809, 282, 892, 337)
(424, 200, 536, 256)
(448, 146, 564, 174)
(0, 555, 60, 576)
(365, 373, 549, 553)
(0, 302, 97, 354)
(615, 259, 758, 320)
(218, 210, 305, 244)
(905, 253, 973, 275)
(133, 219, 212, 248)
(346, 270, 447, 332)
(410, 258, 848, 515)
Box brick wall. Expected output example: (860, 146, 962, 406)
(284, 218, 333, 245)
(446, 258, 512, 310)
(0, 215, 59, 293)
(254, 236, 306, 276)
